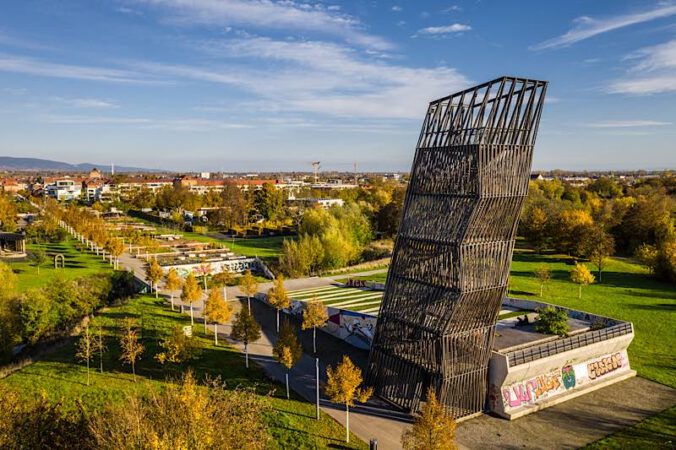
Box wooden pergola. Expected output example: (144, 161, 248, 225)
(0, 232, 27, 254)
(367, 76, 548, 418)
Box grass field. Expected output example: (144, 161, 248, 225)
(11, 238, 112, 291)
(584, 406, 675, 449)
(289, 285, 384, 315)
(509, 248, 676, 389)
(1, 294, 366, 449)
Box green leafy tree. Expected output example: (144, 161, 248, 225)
(272, 321, 302, 399)
(28, 247, 48, 274)
(570, 263, 595, 299)
(401, 387, 458, 450)
(324, 355, 373, 443)
(267, 276, 290, 333)
(580, 225, 615, 282)
(231, 308, 261, 369)
(302, 298, 328, 355)
(254, 183, 285, 222)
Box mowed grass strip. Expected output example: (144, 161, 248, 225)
(290, 286, 384, 313)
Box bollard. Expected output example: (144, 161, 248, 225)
(369, 438, 378, 450)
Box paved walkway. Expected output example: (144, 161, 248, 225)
(116, 250, 675, 449)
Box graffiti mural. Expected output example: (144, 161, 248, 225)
(587, 352, 623, 380)
(561, 364, 576, 389)
(499, 350, 630, 412)
(502, 371, 564, 408)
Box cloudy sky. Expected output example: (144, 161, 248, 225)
(0, 0, 675, 171)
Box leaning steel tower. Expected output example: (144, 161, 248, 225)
(367, 77, 547, 418)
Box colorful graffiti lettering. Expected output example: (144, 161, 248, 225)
(587, 352, 623, 380)
(561, 364, 576, 390)
(502, 372, 563, 408)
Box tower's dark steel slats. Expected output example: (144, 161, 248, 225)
(367, 76, 548, 418)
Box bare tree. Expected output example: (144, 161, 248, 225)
(119, 318, 144, 382)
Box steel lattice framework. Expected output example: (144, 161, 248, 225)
(367, 76, 548, 418)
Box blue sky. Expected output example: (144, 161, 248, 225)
(0, 0, 675, 172)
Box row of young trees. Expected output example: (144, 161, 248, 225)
(520, 176, 675, 282)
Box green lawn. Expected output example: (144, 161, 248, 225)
(11, 238, 112, 291)
(509, 248, 676, 389)
(1, 294, 366, 449)
(347, 271, 388, 283)
(584, 406, 675, 449)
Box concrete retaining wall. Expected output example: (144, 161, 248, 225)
(489, 332, 635, 419)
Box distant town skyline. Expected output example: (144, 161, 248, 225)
(1, 1, 675, 171)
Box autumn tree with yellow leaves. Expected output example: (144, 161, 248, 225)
(401, 387, 458, 450)
(181, 272, 203, 326)
(203, 288, 232, 345)
(267, 275, 290, 333)
(302, 298, 328, 355)
(145, 259, 164, 298)
(164, 267, 182, 311)
(272, 321, 302, 399)
(324, 355, 373, 443)
(570, 263, 595, 299)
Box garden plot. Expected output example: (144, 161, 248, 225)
(288, 285, 384, 315)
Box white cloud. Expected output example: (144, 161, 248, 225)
(392, 6, 402, 12)
(0, 54, 153, 83)
(586, 120, 671, 128)
(43, 114, 250, 131)
(133, 37, 470, 119)
(415, 23, 471, 36)
(442, 5, 462, 13)
(608, 39, 676, 94)
(134, 0, 392, 50)
(531, 4, 676, 50)
(59, 97, 118, 108)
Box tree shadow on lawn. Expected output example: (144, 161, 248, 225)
(624, 303, 676, 312)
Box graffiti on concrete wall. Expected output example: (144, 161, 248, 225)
(502, 371, 566, 408)
(587, 352, 623, 380)
(500, 351, 628, 412)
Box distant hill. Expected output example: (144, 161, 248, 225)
(0, 156, 156, 173)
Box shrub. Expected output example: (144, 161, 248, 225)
(535, 307, 570, 337)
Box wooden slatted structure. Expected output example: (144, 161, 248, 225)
(367, 76, 548, 418)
